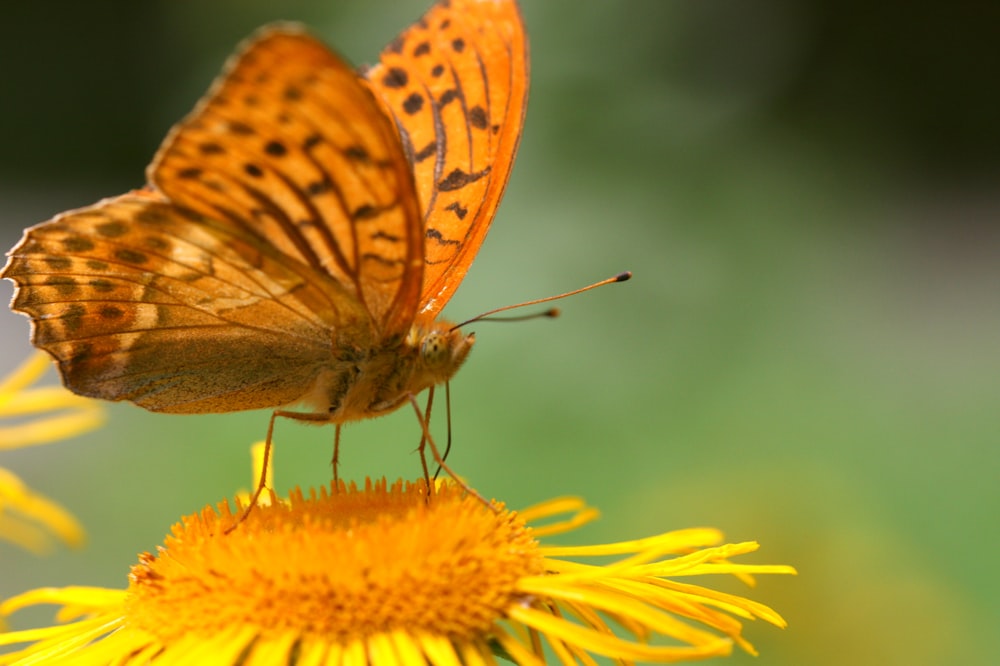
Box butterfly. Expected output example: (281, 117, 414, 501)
(1, 0, 528, 483)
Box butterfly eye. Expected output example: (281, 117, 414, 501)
(421, 332, 450, 369)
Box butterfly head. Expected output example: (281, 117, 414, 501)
(412, 322, 475, 386)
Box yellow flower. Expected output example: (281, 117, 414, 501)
(0, 477, 795, 664)
(0, 352, 104, 554)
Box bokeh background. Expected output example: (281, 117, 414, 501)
(2, 1, 997, 663)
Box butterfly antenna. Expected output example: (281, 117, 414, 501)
(451, 271, 632, 330)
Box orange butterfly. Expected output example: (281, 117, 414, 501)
(2, 0, 528, 485)
(3, 0, 625, 494)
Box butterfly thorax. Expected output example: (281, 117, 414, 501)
(304, 320, 474, 422)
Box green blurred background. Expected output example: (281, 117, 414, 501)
(2, 1, 997, 663)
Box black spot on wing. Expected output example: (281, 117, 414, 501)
(303, 134, 322, 150)
(43, 256, 71, 270)
(343, 145, 371, 164)
(426, 228, 460, 246)
(114, 249, 148, 265)
(468, 105, 488, 130)
(90, 279, 115, 292)
(445, 202, 468, 220)
(371, 230, 401, 243)
(361, 252, 404, 268)
(402, 92, 424, 115)
(227, 121, 254, 135)
(306, 179, 332, 196)
(382, 67, 408, 88)
(352, 204, 379, 221)
(64, 237, 95, 252)
(199, 142, 225, 155)
(62, 304, 86, 333)
(96, 221, 127, 238)
(99, 305, 124, 320)
(143, 236, 170, 251)
(437, 167, 491, 192)
(45, 276, 78, 296)
(414, 141, 437, 163)
(264, 140, 287, 157)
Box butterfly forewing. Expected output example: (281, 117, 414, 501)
(150, 26, 424, 336)
(364, 0, 529, 316)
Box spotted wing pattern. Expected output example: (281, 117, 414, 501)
(2, 190, 365, 412)
(364, 0, 529, 316)
(1, 28, 428, 413)
(151, 27, 424, 336)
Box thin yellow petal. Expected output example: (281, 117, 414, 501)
(491, 624, 545, 666)
(1, 587, 123, 616)
(0, 352, 50, 396)
(368, 632, 402, 666)
(457, 639, 493, 666)
(0, 468, 85, 550)
(644, 578, 790, 627)
(542, 623, 591, 666)
(294, 636, 331, 666)
(0, 514, 55, 554)
(321, 641, 343, 666)
(0, 410, 104, 450)
(518, 581, 723, 648)
(246, 630, 299, 666)
(0, 386, 96, 416)
(541, 528, 724, 559)
(389, 630, 431, 666)
(341, 636, 368, 666)
(509, 605, 731, 662)
(519, 497, 600, 538)
(417, 632, 463, 666)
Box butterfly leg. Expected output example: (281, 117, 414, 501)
(226, 409, 281, 533)
(416, 386, 436, 487)
(332, 424, 342, 486)
(226, 409, 332, 533)
(407, 393, 495, 511)
(433, 380, 454, 480)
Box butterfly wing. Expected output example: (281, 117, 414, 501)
(150, 26, 424, 337)
(3, 191, 365, 413)
(364, 0, 529, 316)
(2, 27, 427, 414)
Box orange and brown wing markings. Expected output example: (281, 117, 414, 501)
(365, 0, 529, 316)
(150, 26, 424, 336)
(1, 192, 362, 413)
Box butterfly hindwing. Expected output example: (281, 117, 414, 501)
(3, 191, 363, 413)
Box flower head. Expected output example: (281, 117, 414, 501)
(0, 352, 103, 554)
(0, 476, 794, 664)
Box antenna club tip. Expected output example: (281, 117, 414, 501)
(615, 271, 633, 282)
(546, 307, 561, 318)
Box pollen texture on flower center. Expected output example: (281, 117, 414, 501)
(124, 479, 544, 644)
